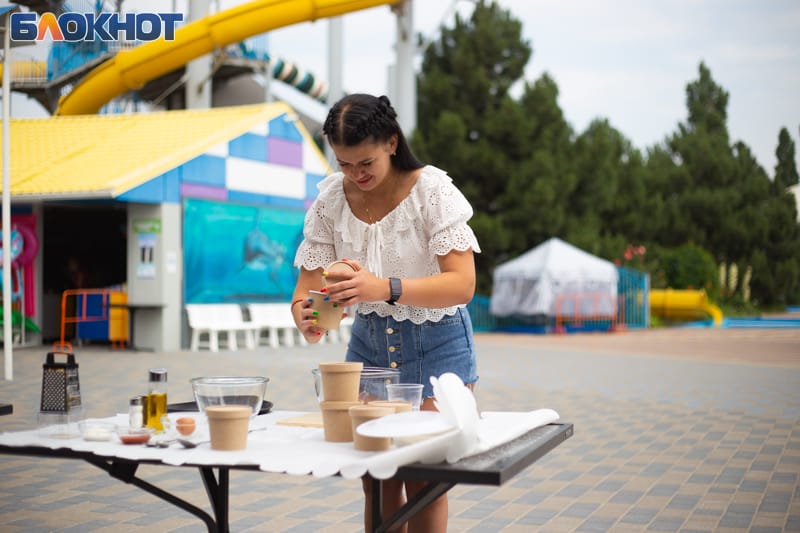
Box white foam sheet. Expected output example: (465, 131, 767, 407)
(0, 405, 559, 480)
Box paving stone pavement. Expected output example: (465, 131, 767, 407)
(0, 327, 798, 532)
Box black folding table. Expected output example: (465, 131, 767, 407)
(0, 422, 573, 532)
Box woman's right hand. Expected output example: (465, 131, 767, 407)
(295, 297, 326, 343)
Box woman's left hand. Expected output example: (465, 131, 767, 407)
(324, 260, 385, 306)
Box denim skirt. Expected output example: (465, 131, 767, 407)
(345, 306, 478, 398)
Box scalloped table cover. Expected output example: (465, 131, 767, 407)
(0, 409, 560, 480)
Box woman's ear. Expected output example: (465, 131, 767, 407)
(386, 134, 398, 155)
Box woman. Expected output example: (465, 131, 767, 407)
(292, 93, 480, 532)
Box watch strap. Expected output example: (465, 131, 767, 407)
(386, 277, 402, 305)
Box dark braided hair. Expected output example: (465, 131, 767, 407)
(322, 94, 424, 172)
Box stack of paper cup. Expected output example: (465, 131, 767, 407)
(319, 362, 363, 442)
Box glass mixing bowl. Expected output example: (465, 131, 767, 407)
(190, 376, 269, 417)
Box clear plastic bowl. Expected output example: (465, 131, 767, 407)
(312, 367, 400, 403)
(190, 376, 269, 417)
(79, 420, 116, 442)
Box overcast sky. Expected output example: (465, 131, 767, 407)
(7, 0, 800, 174)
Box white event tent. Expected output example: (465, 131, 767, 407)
(490, 238, 619, 319)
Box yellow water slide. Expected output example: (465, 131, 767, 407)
(649, 289, 723, 327)
(55, 0, 401, 116)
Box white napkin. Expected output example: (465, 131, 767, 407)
(469, 409, 561, 458)
(338, 429, 460, 480)
(431, 373, 480, 463)
(430, 373, 560, 463)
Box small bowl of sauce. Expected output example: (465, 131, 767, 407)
(117, 426, 154, 445)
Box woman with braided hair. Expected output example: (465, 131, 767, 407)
(292, 93, 480, 532)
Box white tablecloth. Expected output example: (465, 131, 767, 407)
(0, 409, 559, 480)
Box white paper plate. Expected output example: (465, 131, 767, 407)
(357, 411, 455, 438)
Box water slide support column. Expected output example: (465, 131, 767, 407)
(186, 0, 212, 109)
(325, 17, 344, 166)
(393, 0, 416, 134)
(2, 8, 12, 379)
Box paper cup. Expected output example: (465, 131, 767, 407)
(309, 290, 344, 330)
(320, 400, 360, 442)
(323, 260, 357, 286)
(319, 362, 363, 401)
(206, 405, 251, 451)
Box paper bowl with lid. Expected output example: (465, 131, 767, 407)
(190, 376, 269, 417)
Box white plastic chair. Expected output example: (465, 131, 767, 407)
(248, 303, 306, 348)
(186, 304, 257, 352)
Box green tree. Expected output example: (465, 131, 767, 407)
(646, 63, 800, 305)
(411, 3, 800, 309)
(774, 127, 799, 191)
(501, 74, 576, 254)
(414, 0, 532, 292)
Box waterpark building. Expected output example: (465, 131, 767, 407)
(3, 102, 330, 350)
(1, 0, 413, 350)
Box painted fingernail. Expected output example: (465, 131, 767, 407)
(322, 271, 329, 277)
(311, 319, 318, 325)
(316, 332, 322, 336)
(312, 311, 319, 316)
(332, 302, 338, 308)
(307, 298, 313, 302)
(320, 287, 327, 293)
(323, 296, 330, 301)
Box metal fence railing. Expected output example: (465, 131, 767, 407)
(467, 267, 650, 334)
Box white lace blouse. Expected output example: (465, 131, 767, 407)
(294, 165, 481, 324)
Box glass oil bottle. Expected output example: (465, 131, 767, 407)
(146, 368, 168, 431)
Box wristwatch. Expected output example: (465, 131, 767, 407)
(386, 277, 402, 305)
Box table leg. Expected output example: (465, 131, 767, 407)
(371, 479, 455, 533)
(370, 477, 382, 530)
(201, 467, 230, 533)
(87, 458, 219, 532)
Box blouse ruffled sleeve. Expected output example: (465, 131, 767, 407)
(423, 168, 482, 256)
(293, 174, 342, 270)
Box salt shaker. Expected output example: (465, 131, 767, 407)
(129, 395, 144, 429)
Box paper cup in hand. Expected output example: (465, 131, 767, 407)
(323, 260, 357, 286)
(309, 290, 344, 330)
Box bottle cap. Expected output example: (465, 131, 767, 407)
(148, 368, 168, 382)
(130, 395, 145, 406)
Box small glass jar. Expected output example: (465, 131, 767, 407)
(129, 395, 144, 429)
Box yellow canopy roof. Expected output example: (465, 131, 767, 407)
(0, 102, 309, 200)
